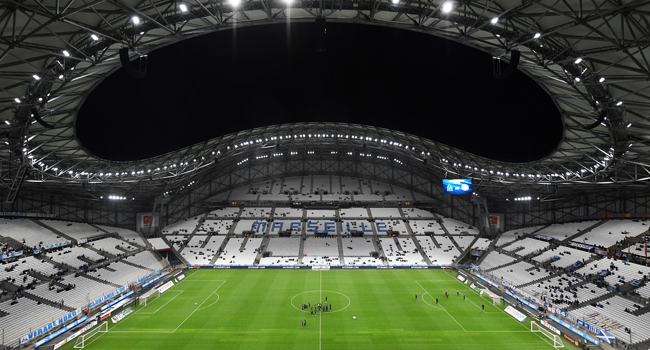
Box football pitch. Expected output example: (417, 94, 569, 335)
(67, 269, 580, 350)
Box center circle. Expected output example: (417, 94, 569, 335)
(290, 290, 351, 314)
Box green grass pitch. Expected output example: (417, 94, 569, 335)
(65, 269, 581, 350)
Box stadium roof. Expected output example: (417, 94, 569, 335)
(1, 0, 650, 205)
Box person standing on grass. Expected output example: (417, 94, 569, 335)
(457, 291, 459, 296)
(482, 304, 485, 310)
(304, 319, 306, 327)
(463, 294, 466, 300)
(436, 298, 438, 304)
(415, 294, 417, 301)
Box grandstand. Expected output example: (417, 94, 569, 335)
(3, 2, 650, 348)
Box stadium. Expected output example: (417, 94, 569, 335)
(0, 0, 650, 349)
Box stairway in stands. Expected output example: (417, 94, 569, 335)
(30, 219, 77, 243)
(410, 236, 432, 265)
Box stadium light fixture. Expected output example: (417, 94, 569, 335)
(391, 0, 399, 4)
(58, 75, 64, 79)
(91, 34, 99, 41)
(574, 58, 582, 64)
(62, 50, 70, 57)
(616, 101, 623, 106)
(179, 3, 188, 11)
(574, 77, 580, 82)
(599, 77, 605, 83)
(132, 16, 140, 24)
(4, 120, 10, 125)
(490, 17, 498, 24)
(441, 2, 453, 13)
(14, 98, 20, 103)
(33, 74, 41, 80)
(534, 33, 541, 39)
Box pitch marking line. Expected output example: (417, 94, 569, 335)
(139, 290, 184, 314)
(421, 292, 443, 310)
(415, 280, 466, 332)
(173, 280, 226, 332)
(441, 271, 559, 348)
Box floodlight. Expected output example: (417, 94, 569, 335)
(616, 101, 623, 106)
(33, 75, 41, 80)
(91, 34, 99, 40)
(599, 77, 605, 83)
(534, 33, 541, 39)
(574, 58, 582, 64)
(132, 16, 140, 24)
(490, 17, 498, 24)
(441, 2, 453, 13)
(62, 50, 70, 56)
(180, 3, 188, 11)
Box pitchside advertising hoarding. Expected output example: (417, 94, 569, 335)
(22, 309, 83, 344)
(442, 179, 472, 194)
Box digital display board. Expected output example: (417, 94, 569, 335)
(442, 179, 472, 194)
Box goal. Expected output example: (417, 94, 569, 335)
(74, 321, 108, 348)
(531, 321, 564, 349)
(491, 295, 502, 306)
(138, 289, 160, 306)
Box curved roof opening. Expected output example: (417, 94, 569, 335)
(76, 22, 562, 162)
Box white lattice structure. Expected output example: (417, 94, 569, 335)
(574, 220, 649, 248)
(30, 275, 116, 309)
(48, 246, 104, 268)
(88, 237, 136, 255)
(534, 221, 599, 241)
(86, 261, 149, 286)
(266, 237, 301, 256)
(313, 175, 331, 192)
(96, 225, 146, 247)
(491, 261, 550, 286)
(504, 238, 550, 256)
(197, 219, 234, 234)
(495, 226, 544, 247)
(0, 256, 59, 282)
(307, 210, 337, 218)
(240, 207, 273, 218)
(479, 251, 517, 270)
(369, 208, 402, 218)
(0, 299, 70, 347)
(573, 296, 650, 344)
(440, 217, 480, 235)
(339, 208, 369, 218)
(0, 219, 69, 248)
(40, 220, 104, 240)
(273, 207, 304, 218)
(161, 217, 201, 234)
(408, 220, 444, 235)
(126, 251, 165, 270)
(341, 238, 375, 256)
(401, 208, 435, 219)
(215, 237, 261, 265)
(532, 247, 593, 268)
(303, 238, 339, 256)
(207, 207, 240, 218)
(341, 177, 361, 194)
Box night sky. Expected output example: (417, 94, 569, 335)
(76, 22, 562, 162)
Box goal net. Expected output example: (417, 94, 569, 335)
(138, 289, 160, 306)
(492, 295, 502, 306)
(531, 321, 564, 349)
(74, 321, 108, 348)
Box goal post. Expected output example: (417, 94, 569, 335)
(138, 289, 160, 306)
(492, 295, 502, 306)
(531, 321, 564, 349)
(74, 321, 108, 348)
